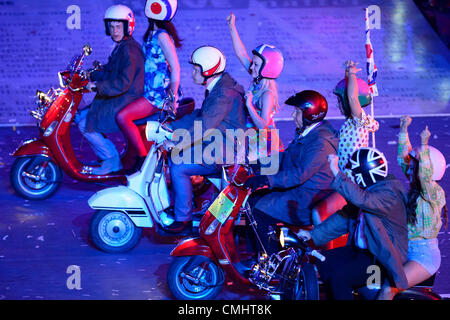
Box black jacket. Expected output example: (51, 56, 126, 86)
(86, 36, 144, 133)
(255, 121, 339, 226)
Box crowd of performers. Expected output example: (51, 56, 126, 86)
(76, 1, 447, 300)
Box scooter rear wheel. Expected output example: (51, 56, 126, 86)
(167, 256, 224, 300)
(89, 210, 142, 253)
(10, 156, 62, 200)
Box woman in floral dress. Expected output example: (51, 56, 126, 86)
(116, 10, 182, 171)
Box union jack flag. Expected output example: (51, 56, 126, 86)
(365, 8, 378, 97)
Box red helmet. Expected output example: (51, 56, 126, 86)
(285, 90, 328, 124)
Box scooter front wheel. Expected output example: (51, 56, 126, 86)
(89, 210, 142, 253)
(167, 256, 224, 300)
(10, 156, 62, 200)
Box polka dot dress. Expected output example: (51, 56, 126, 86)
(338, 110, 379, 180)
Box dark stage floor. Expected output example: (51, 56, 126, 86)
(0, 116, 449, 300)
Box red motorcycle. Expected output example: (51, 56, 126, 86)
(9, 44, 193, 200)
(166, 164, 336, 300)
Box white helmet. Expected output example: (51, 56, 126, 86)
(145, 0, 178, 21)
(410, 146, 446, 181)
(190, 46, 226, 84)
(104, 5, 135, 36)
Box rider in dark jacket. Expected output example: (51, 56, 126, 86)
(299, 147, 408, 299)
(244, 90, 338, 250)
(77, 5, 144, 175)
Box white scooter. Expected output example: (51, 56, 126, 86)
(87, 101, 223, 253)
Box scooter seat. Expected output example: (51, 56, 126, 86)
(415, 273, 436, 287)
(133, 98, 195, 125)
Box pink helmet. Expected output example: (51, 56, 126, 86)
(252, 44, 284, 80)
(410, 146, 446, 181)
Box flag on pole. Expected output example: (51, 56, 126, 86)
(365, 8, 378, 97)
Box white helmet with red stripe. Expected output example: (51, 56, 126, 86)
(145, 0, 178, 21)
(190, 46, 226, 83)
(104, 4, 135, 36)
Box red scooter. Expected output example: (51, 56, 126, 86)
(9, 44, 193, 200)
(166, 164, 331, 300)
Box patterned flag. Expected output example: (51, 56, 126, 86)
(365, 8, 378, 97)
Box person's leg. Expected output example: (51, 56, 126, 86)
(77, 109, 120, 173)
(404, 260, 433, 287)
(168, 160, 218, 231)
(116, 97, 159, 157)
(316, 246, 375, 300)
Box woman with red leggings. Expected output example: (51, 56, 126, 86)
(116, 1, 182, 172)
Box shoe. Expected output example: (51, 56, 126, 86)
(163, 220, 192, 234)
(91, 156, 122, 175)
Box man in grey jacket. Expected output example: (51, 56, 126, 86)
(298, 147, 408, 299)
(244, 90, 338, 251)
(165, 46, 247, 233)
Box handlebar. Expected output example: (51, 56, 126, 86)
(309, 249, 326, 262)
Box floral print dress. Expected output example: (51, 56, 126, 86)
(142, 29, 179, 108)
(338, 109, 379, 180)
(245, 82, 284, 162)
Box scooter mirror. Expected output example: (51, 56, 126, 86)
(83, 44, 92, 56)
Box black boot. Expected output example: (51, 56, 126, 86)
(163, 220, 192, 234)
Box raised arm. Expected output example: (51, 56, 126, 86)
(227, 13, 252, 72)
(345, 61, 363, 120)
(397, 115, 413, 174)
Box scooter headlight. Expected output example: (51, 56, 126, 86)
(43, 120, 58, 137)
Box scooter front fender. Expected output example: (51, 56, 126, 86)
(170, 237, 214, 260)
(88, 185, 153, 228)
(11, 138, 55, 161)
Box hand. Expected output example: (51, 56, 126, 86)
(227, 13, 236, 28)
(163, 140, 175, 151)
(85, 82, 97, 92)
(327, 154, 340, 176)
(243, 175, 269, 192)
(344, 60, 360, 76)
(296, 229, 311, 241)
(399, 115, 412, 131)
(420, 125, 431, 146)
